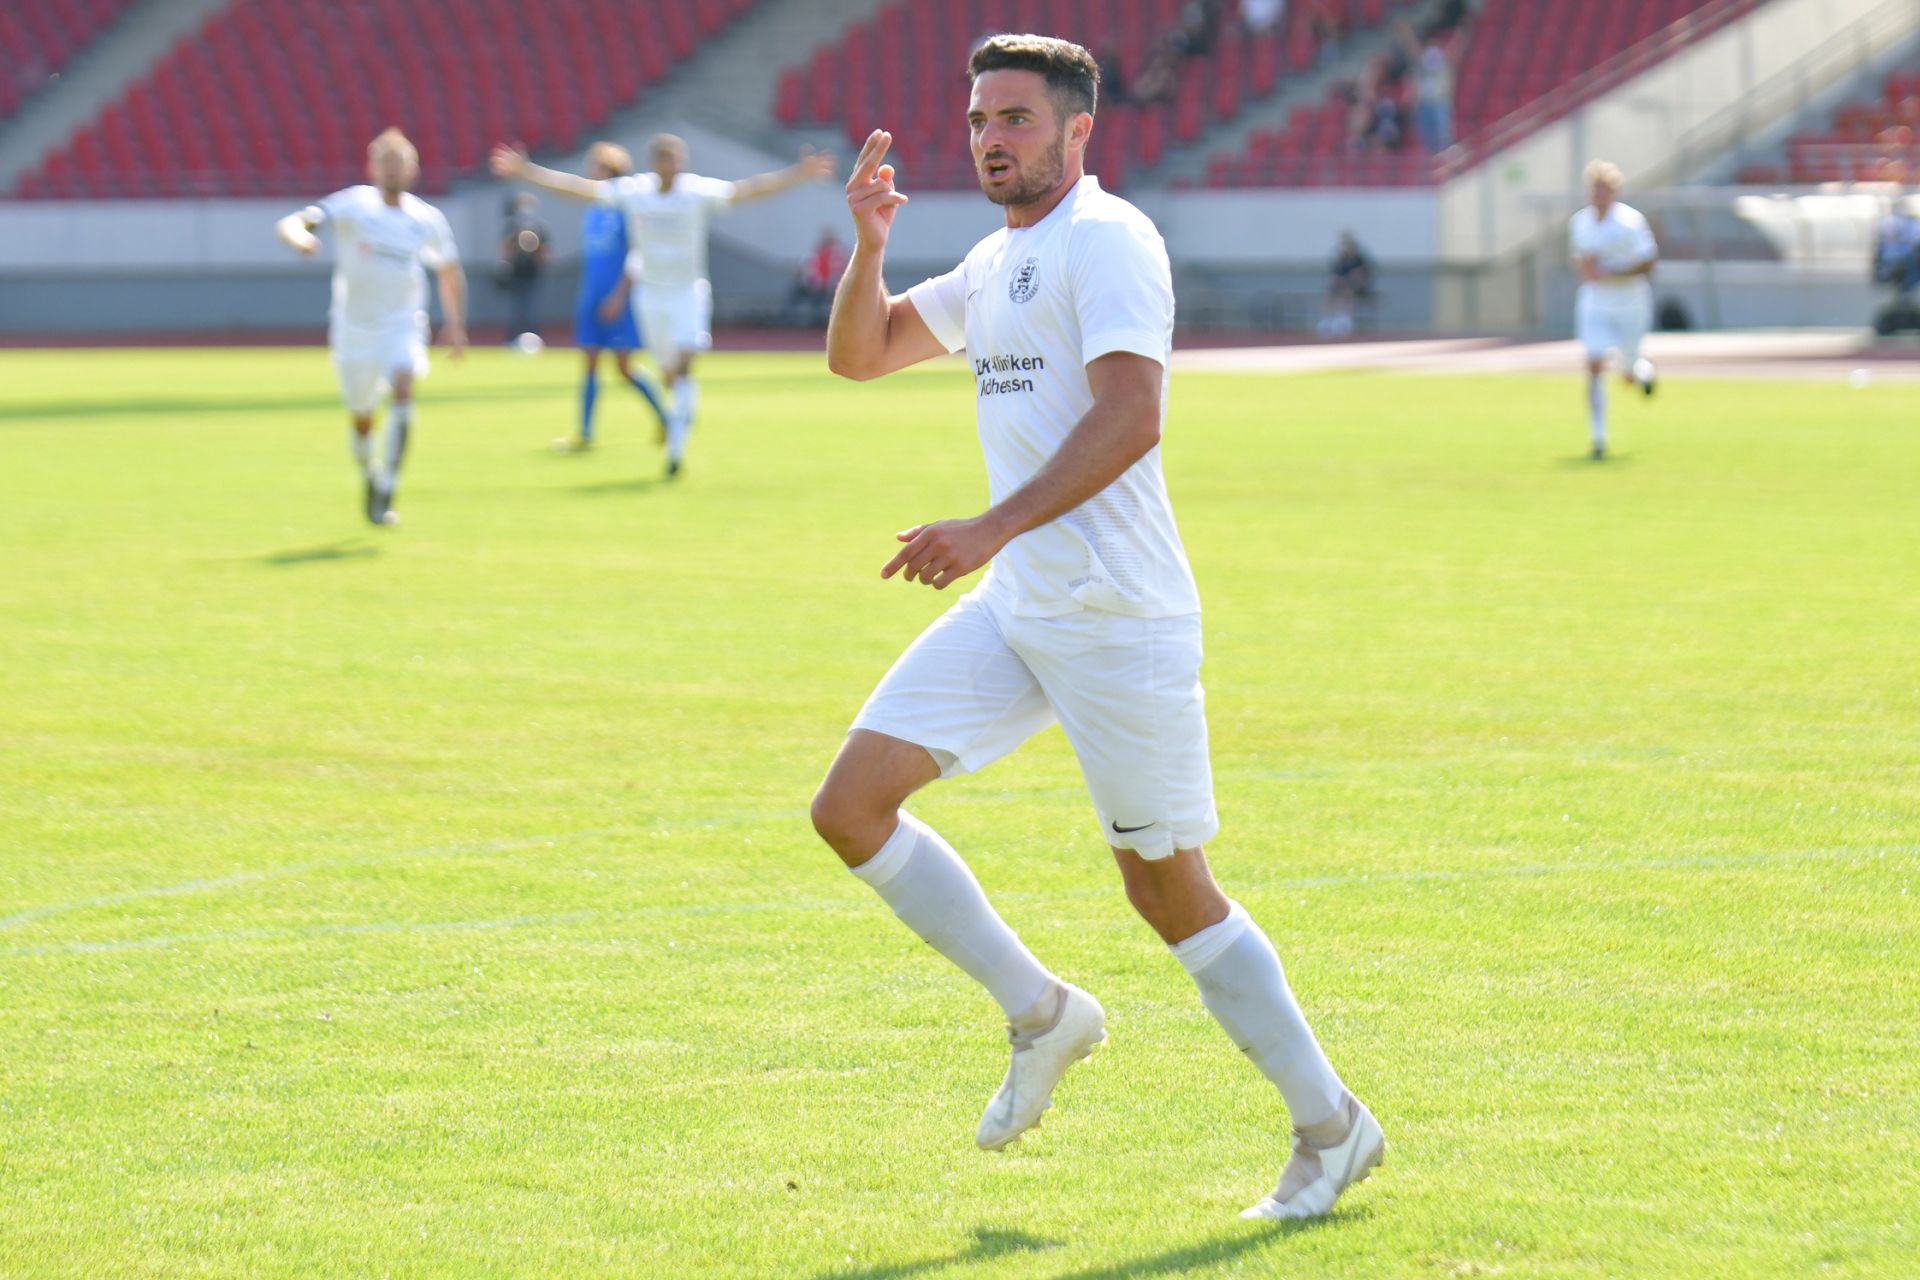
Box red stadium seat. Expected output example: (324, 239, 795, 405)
(756, 0, 1413, 191)
(20, 0, 751, 197)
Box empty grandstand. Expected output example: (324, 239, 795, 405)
(2, 0, 1917, 337)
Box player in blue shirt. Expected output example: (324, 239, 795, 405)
(558, 142, 668, 451)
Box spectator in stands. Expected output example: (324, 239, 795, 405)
(788, 228, 850, 325)
(1397, 20, 1458, 153)
(1097, 46, 1130, 105)
(1131, 38, 1181, 105)
(1319, 230, 1374, 337)
(1431, 0, 1482, 36)
(499, 192, 549, 340)
(1341, 64, 1401, 155)
(1303, 0, 1342, 61)
(1174, 0, 1222, 57)
(1241, 0, 1285, 36)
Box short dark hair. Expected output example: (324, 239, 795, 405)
(967, 34, 1099, 118)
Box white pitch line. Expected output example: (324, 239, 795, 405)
(4, 843, 1909, 958)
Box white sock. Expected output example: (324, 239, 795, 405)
(383, 401, 413, 491)
(1172, 900, 1345, 1126)
(666, 375, 698, 463)
(349, 428, 373, 479)
(848, 812, 1057, 1021)
(1587, 376, 1607, 450)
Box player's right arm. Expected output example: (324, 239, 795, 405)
(826, 130, 946, 381)
(275, 207, 323, 256)
(488, 143, 605, 202)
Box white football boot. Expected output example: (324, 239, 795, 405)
(975, 983, 1106, 1151)
(1240, 1093, 1384, 1220)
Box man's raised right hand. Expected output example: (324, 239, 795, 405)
(489, 143, 529, 180)
(846, 129, 910, 253)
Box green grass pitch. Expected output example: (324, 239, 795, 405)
(2, 346, 1916, 1278)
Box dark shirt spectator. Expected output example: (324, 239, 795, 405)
(1174, 0, 1221, 56)
(1097, 47, 1130, 105)
(499, 192, 549, 339)
(1320, 231, 1375, 337)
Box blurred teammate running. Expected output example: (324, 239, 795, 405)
(275, 128, 466, 525)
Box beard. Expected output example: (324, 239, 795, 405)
(980, 131, 1067, 206)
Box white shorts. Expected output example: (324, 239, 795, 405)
(331, 313, 429, 415)
(1576, 291, 1651, 364)
(851, 588, 1219, 860)
(638, 280, 712, 368)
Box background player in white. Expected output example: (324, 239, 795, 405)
(490, 135, 834, 477)
(814, 34, 1383, 1221)
(275, 128, 466, 524)
(1570, 159, 1658, 461)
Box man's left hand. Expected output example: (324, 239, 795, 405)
(796, 145, 838, 182)
(443, 321, 468, 359)
(881, 515, 1007, 590)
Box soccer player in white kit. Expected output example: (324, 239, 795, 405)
(275, 129, 466, 525)
(814, 34, 1384, 1220)
(490, 135, 834, 477)
(1570, 160, 1659, 461)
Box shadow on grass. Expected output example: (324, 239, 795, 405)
(1556, 451, 1634, 467)
(258, 539, 379, 566)
(812, 1209, 1362, 1280)
(813, 1227, 1061, 1279)
(0, 385, 555, 423)
(572, 476, 667, 496)
(1054, 1209, 1361, 1278)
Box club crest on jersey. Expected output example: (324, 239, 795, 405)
(1008, 257, 1041, 304)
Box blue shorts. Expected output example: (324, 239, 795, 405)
(574, 291, 641, 350)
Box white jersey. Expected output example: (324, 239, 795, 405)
(302, 186, 458, 332)
(600, 171, 736, 289)
(1569, 201, 1656, 305)
(906, 175, 1198, 619)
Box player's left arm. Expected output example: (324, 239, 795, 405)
(729, 147, 837, 203)
(436, 262, 468, 358)
(883, 353, 1163, 589)
(1607, 218, 1659, 281)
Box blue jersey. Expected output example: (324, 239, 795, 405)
(574, 201, 641, 350)
(577, 203, 630, 305)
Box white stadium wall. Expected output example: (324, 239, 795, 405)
(0, 169, 1442, 336)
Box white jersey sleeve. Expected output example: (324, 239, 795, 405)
(418, 201, 459, 268)
(905, 263, 969, 354)
(303, 187, 357, 227)
(595, 174, 634, 207)
(1069, 217, 1174, 367)
(689, 173, 737, 213)
(1625, 209, 1657, 265)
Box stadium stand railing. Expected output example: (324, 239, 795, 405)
(0, 0, 137, 124)
(14, 0, 759, 198)
(774, 0, 1402, 191)
(1200, 0, 1751, 188)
